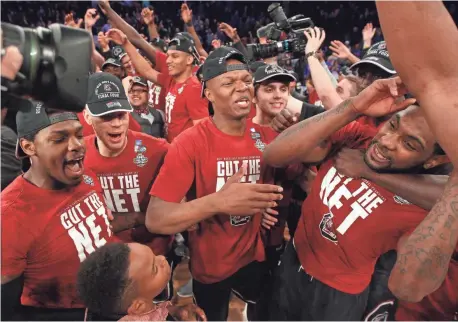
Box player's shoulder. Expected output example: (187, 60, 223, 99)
(248, 119, 278, 143)
(1, 176, 28, 214)
(185, 76, 204, 90)
(130, 130, 169, 153)
(173, 118, 211, 147)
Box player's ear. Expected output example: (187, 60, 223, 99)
(20, 137, 37, 158)
(187, 54, 193, 66)
(423, 154, 449, 169)
(204, 88, 214, 103)
(83, 107, 93, 126)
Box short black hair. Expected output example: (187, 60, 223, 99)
(77, 243, 133, 316)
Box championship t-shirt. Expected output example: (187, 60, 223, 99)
(150, 118, 277, 283)
(1, 171, 115, 308)
(157, 72, 209, 143)
(294, 121, 429, 294)
(77, 112, 142, 137)
(396, 246, 458, 321)
(150, 51, 201, 112)
(84, 130, 171, 255)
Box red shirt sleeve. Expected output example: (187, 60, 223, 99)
(185, 83, 209, 121)
(157, 73, 172, 88)
(1, 203, 35, 276)
(155, 51, 168, 74)
(149, 137, 195, 203)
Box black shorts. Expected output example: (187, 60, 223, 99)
(266, 241, 369, 321)
(363, 251, 398, 321)
(192, 260, 269, 321)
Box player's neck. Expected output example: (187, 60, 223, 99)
(96, 136, 128, 158)
(212, 114, 247, 136)
(173, 68, 193, 83)
(252, 107, 273, 126)
(24, 166, 69, 191)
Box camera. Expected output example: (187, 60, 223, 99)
(246, 3, 314, 60)
(1, 22, 92, 112)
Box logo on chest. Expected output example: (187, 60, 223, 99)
(318, 166, 386, 242)
(133, 140, 148, 167)
(250, 128, 266, 152)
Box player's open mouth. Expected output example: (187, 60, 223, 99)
(64, 156, 84, 175)
(235, 98, 250, 108)
(368, 144, 390, 165)
(108, 133, 123, 143)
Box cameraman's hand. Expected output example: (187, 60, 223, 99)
(106, 29, 128, 46)
(271, 108, 299, 133)
(98, 0, 111, 15)
(216, 164, 283, 216)
(141, 7, 154, 25)
(352, 77, 416, 117)
(304, 27, 325, 54)
(219, 22, 238, 41)
(85, 8, 100, 29)
(181, 3, 193, 24)
(329, 40, 352, 60)
(1, 29, 23, 81)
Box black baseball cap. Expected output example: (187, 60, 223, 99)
(249, 61, 267, 73)
(129, 76, 148, 88)
(350, 41, 396, 75)
(111, 45, 126, 59)
(253, 65, 296, 84)
(150, 38, 167, 53)
(86, 72, 133, 117)
(15, 101, 79, 158)
(101, 58, 122, 70)
(167, 34, 198, 61)
(198, 46, 249, 97)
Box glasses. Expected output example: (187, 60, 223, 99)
(129, 89, 148, 95)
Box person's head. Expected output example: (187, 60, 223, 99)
(336, 74, 370, 100)
(349, 41, 395, 80)
(253, 65, 296, 118)
(128, 76, 149, 110)
(150, 38, 167, 53)
(77, 243, 171, 318)
(83, 73, 133, 155)
(200, 46, 253, 120)
(119, 53, 133, 72)
(101, 58, 125, 80)
(166, 35, 198, 77)
(16, 101, 85, 188)
(364, 105, 446, 173)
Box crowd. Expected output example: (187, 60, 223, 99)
(1, 0, 458, 321)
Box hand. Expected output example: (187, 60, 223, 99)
(219, 22, 238, 40)
(64, 13, 83, 28)
(169, 303, 207, 321)
(329, 40, 352, 60)
(181, 3, 193, 24)
(304, 27, 325, 54)
(1, 28, 23, 80)
(211, 38, 221, 49)
(141, 7, 154, 25)
(334, 148, 372, 179)
(98, 0, 111, 15)
(261, 208, 279, 230)
(84, 8, 100, 29)
(216, 164, 283, 216)
(106, 28, 128, 46)
(362, 22, 376, 43)
(97, 32, 109, 49)
(352, 77, 416, 117)
(271, 108, 299, 133)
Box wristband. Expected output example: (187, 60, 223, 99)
(185, 21, 193, 27)
(306, 51, 317, 58)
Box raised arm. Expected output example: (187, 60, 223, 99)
(304, 28, 343, 110)
(389, 170, 458, 302)
(140, 7, 160, 40)
(98, 0, 158, 65)
(264, 77, 414, 167)
(376, 1, 458, 165)
(181, 3, 208, 58)
(106, 29, 160, 84)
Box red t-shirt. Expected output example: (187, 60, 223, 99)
(77, 112, 142, 137)
(84, 130, 172, 255)
(150, 51, 201, 111)
(396, 247, 458, 321)
(150, 118, 277, 283)
(157, 73, 209, 142)
(1, 172, 115, 308)
(294, 121, 429, 294)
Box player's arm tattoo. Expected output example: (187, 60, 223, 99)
(390, 171, 458, 302)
